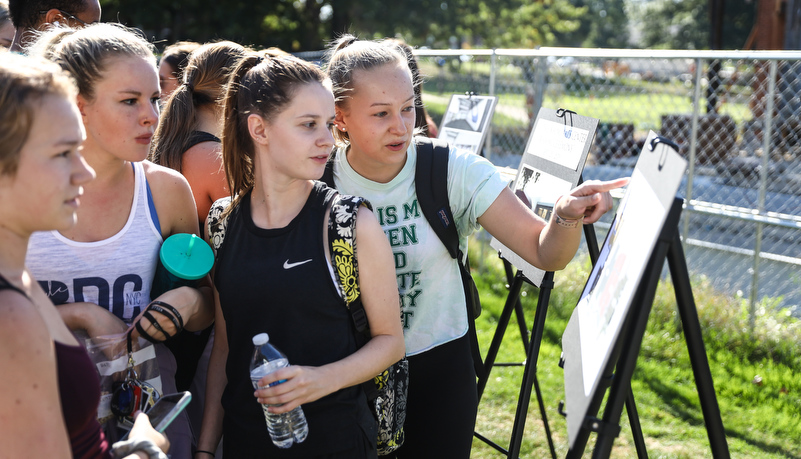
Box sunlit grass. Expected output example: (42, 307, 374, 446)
(468, 237, 801, 458)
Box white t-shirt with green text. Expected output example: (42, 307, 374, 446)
(331, 142, 508, 356)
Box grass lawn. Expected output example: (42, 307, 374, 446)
(467, 236, 801, 458)
(420, 64, 755, 139)
(425, 89, 751, 135)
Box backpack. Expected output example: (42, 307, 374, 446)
(326, 194, 409, 456)
(321, 136, 485, 376)
(206, 194, 409, 456)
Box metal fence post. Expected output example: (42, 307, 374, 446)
(749, 60, 778, 330)
(486, 49, 497, 162)
(531, 53, 547, 122)
(476, 49, 499, 274)
(683, 58, 704, 242)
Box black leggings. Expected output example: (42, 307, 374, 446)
(390, 334, 477, 459)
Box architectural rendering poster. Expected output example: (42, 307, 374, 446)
(525, 117, 592, 171)
(438, 94, 497, 155)
(490, 107, 598, 286)
(562, 131, 687, 446)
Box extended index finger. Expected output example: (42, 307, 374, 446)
(585, 177, 630, 193)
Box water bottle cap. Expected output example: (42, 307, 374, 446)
(159, 233, 214, 280)
(252, 333, 269, 345)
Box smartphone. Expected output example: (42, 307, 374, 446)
(120, 391, 192, 441)
(147, 391, 192, 432)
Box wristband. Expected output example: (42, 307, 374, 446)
(554, 212, 583, 228)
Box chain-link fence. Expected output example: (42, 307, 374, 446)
(409, 48, 801, 321)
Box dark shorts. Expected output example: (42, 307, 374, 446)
(389, 334, 477, 459)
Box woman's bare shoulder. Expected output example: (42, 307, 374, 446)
(142, 160, 193, 191)
(141, 160, 199, 235)
(0, 290, 52, 363)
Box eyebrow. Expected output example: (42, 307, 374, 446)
(119, 89, 161, 98)
(370, 95, 415, 108)
(297, 114, 336, 120)
(53, 138, 82, 148)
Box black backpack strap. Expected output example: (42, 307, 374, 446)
(414, 137, 485, 377)
(415, 137, 459, 259)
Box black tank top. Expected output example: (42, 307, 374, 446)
(214, 182, 375, 457)
(185, 130, 220, 150)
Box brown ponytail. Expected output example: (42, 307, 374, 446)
(151, 41, 248, 171)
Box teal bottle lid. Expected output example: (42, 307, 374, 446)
(159, 233, 214, 280)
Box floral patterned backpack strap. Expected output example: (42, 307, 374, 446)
(327, 194, 370, 332)
(327, 193, 408, 455)
(207, 196, 232, 257)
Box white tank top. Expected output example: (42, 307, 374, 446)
(27, 162, 163, 323)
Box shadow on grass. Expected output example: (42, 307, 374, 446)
(638, 372, 801, 458)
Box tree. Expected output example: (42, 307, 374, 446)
(555, 0, 631, 48)
(359, 0, 586, 49)
(100, 0, 588, 52)
(632, 0, 756, 50)
(101, 0, 330, 52)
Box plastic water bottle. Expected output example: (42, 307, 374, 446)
(249, 333, 309, 448)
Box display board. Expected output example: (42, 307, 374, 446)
(562, 132, 687, 448)
(437, 93, 497, 155)
(490, 108, 598, 286)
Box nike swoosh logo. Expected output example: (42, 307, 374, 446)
(283, 259, 313, 269)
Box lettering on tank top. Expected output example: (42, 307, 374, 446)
(38, 275, 147, 320)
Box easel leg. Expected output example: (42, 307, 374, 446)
(515, 300, 530, 352)
(508, 271, 556, 459)
(592, 236, 671, 459)
(478, 270, 527, 400)
(667, 234, 730, 459)
(626, 389, 649, 459)
(503, 259, 531, 352)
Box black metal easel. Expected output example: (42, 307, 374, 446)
(475, 106, 602, 458)
(474, 221, 601, 459)
(566, 198, 730, 459)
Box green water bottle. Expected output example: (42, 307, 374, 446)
(151, 233, 214, 299)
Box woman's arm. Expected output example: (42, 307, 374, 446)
(479, 178, 629, 272)
(181, 142, 229, 227)
(56, 301, 128, 338)
(0, 293, 72, 458)
(253, 206, 405, 413)
(195, 287, 228, 456)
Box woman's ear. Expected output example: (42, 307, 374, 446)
(334, 109, 347, 133)
(76, 95, 88, 117)
(248, 114, 269, 146)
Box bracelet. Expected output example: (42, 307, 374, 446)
(111, 438, 168, 459)
(554, 212, 583, 228)
(196, 450, 215, 457)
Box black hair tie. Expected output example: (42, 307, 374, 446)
(134, 300, 184, 344)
